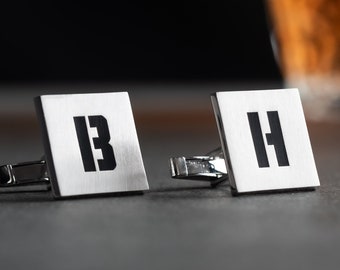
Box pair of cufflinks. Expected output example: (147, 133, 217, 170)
(0, 89, 320, 198)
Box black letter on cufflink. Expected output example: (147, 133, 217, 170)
(247, 111, 289, 168)
(74, 115, 116, 172)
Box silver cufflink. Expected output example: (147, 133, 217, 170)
(0, 92, 149, 198)
(170, 88, 320, 195)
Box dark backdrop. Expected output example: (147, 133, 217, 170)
(0, 1, 281, 82)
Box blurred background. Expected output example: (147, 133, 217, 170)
(1, 0, 340, 127)
(1, 1, 340, 270)
(0, 1, 280, 81)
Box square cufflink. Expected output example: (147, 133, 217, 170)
(0, 92, 149, 198)
(170, 89, 320, 195)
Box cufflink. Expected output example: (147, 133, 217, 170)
(170, 88, 320, 195)
(0, 92, 149, 198)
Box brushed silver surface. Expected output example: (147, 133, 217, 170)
(211, 88, 320, 194)
(37, 92, 149, 197)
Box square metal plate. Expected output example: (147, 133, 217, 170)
(35, 92, 149, 198)
(211, 89, 320, 194)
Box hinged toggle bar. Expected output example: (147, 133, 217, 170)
(0, 160, 50, 192)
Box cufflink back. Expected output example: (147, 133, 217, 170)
(0, 92, 149, 198)
(170, 88, 320, 195)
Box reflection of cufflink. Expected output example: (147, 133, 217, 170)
(0, 92, 149, 198)
(170, 89, 320, 195)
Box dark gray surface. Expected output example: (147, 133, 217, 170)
(0, 121, 340, 270)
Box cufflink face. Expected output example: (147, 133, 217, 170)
(35, 92, 149, 198)
(211, 89, 320, 194)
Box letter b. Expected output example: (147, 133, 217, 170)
(74, 115, 116, 172)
